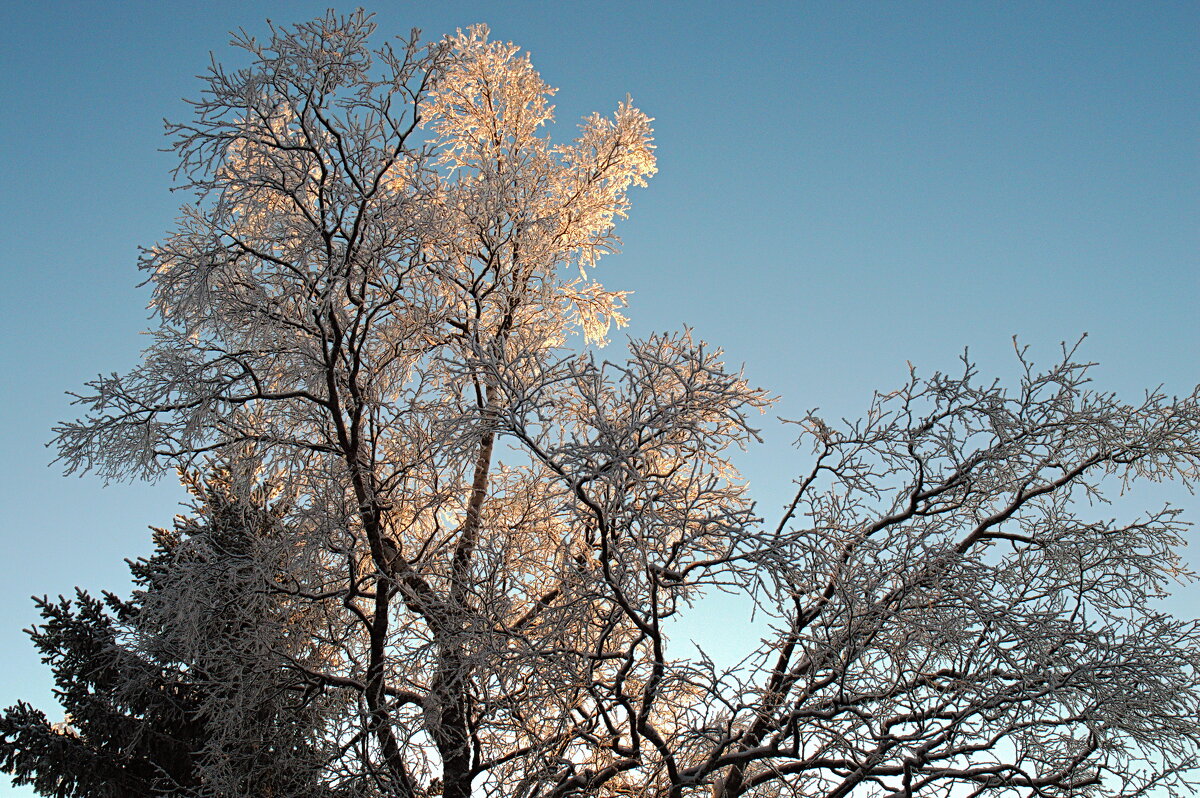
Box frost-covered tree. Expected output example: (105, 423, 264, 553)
(1, 461, 333, 798)
(0, 589, 205, 798)
(21, 10, 1200, 798)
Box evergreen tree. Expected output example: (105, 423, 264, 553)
(2, 462, 337, 797)
(0, 589, 204, 797)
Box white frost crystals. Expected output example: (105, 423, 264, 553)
(38, 10, 1200, 798)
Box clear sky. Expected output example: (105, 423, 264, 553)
(1, 3, 1196, 794)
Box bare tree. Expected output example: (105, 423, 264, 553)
(37, 11, 1200, 798)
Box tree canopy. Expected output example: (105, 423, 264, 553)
(6, 11, 1200, 798)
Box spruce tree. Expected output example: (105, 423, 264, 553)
(2, 462, 336, 797)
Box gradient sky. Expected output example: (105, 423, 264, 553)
(1, 3, 1197, 794)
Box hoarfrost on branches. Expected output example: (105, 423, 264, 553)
(9, 10, 1200, 798)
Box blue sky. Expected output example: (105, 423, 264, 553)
(1, 3, 1196, 793)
